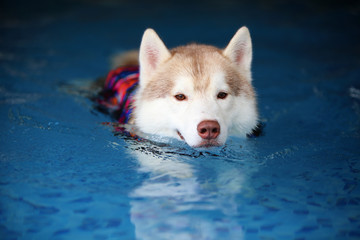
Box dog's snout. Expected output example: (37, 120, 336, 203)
(197, 120, 220, 140)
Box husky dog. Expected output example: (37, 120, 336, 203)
(102, 27, 258, 147)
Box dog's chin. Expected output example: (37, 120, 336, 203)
(194, 140, 221, 148)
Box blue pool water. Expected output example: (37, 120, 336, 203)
(1, 1, 360, 239)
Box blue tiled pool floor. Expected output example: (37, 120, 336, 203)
(1, 1, 360, 239)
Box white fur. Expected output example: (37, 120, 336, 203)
(170, 71, 231, 147)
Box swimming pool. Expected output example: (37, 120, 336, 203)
(1, 1, 359, 239)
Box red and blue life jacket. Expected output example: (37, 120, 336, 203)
(97, 66, 139, 124)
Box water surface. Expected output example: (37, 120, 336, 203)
(1, 1, 359, 239)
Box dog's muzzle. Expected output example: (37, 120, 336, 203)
(177, 120, 221, 147)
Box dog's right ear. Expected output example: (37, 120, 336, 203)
(139, 29, 171, 85)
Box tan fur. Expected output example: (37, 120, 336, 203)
(110, 50, 139, 69)
(140, 44, 254, 100)
(142, 71, 175, 99)
(223, 63, 254, 97)
(91, 50, 140, 90)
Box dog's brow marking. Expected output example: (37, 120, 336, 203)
(197, 61, 201, 75)
(142, 74, 174, 99)
(223, 63, 254, 97)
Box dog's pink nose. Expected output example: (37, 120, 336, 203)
(197, 120, 220, 140)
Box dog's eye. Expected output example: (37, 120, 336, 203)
(217, 92, 228, 99)
(175, 94, 187, 101)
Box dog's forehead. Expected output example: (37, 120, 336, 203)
(141, 44, 254, 99)
(173, 68, 227, 93)
(170, 45, 228, 91)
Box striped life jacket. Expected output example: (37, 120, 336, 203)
(97, 66, 139, 124)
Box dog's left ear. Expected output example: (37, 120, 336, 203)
(223, 27, 253, 81)
(139, 29, 171, 85)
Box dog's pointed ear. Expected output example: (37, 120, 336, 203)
(223, 27, 253, 80)
(139, 29, 171, 84)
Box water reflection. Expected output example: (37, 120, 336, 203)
(126, 138, 259, 240)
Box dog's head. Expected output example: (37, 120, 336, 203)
(133, 27, 258, 147)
